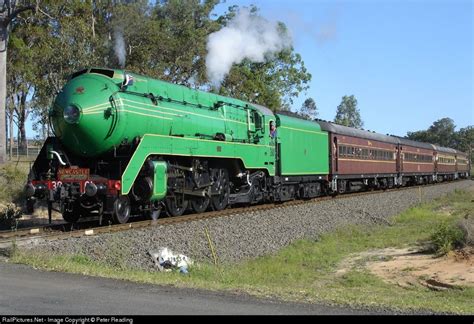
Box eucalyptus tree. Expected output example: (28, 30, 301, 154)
(0, 0, 34, 162)
(334, 95, 363, 128)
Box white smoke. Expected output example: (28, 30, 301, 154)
(114, 30, 126, 68)
(206, 8, 292, 86)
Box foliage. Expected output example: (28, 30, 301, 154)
(0, 162, 29, 204)
(297, 97, 318, 120)
(454, 126, 474, 161)
(407, 119, 473, 160)
(457, 216, 473, 247)
(430, 221, 465, 256)
(334, 95, 363, 128)
(211, 5, 311, 110)
(6, 0, 312, 140)
(334, 95, 364, 128)
(0, 202, 22, 229)
(217, 50, 311, 111)
(407, 118, 456, 147)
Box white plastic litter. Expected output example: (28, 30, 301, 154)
(149, 247, 193, 274)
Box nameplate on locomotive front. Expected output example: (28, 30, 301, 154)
(57, 168, 90, 181)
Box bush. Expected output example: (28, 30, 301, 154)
(0, 202, 22, 229)
(457, 215, 473, 247)
(0, 163, 29, 203)
(430, 221, 465, 256)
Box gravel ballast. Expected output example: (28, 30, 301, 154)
(21, 181, 473, 270)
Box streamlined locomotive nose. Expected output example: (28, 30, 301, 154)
(50, 73, 124, 157)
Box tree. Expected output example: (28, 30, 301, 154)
(215, 8, 312, 110)
(151, 0, 221, 87)
(21, 0, 107, 139)
(455, 126, 474, 162)
(7, 13, 42, 151)
(6, 1, 313, 144)
(334, 95, 363, 128)
(428, 117, 456, 147)
(405, 129, 430, 143)
(298, 97, 317, 120)
(406, 118, 473, 162)
(217, 50, 311, 111)
(455, 126, 474, 151)
(0, 0, 34, 163)
(407, 117, 456, 147)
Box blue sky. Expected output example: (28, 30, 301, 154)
(214, 0, 473, 136)
(24, 0, 473, 138)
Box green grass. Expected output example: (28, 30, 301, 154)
(11, 188, 474, 314)
(0, 162, 30, 204)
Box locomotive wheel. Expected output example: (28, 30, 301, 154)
(211, 169, 230, 211)
(113, 195, 131, 224)
(190, 196, 210, 213)
(62, 200, 81, 223)
(63, 210, 81, 223)
(165, 196, 188, 217)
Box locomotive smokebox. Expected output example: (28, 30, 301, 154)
(50, 69, 127, 157)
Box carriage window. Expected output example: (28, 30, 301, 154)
(362, 149, 368, 159)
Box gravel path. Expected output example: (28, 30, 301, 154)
(21, 180, 473, 270)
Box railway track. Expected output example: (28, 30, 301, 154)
(0, 180, 469, 249)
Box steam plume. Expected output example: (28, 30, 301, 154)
(206, 8, 292, 86)
(114, 30, 126, 68)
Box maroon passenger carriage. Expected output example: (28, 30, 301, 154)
(316, 121, 400, 194)
(397, 138, 436, 185)
(433, 146, 458, 181)
(315, 120, 468, 194)
(455, 150, 471, 179)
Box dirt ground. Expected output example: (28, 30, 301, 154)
(337, 247, 474, 290)
(2, 207, 64, 230)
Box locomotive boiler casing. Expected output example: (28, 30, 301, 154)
(49, 68, 277, 196)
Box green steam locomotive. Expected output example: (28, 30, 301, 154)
(26, 68, 329, 223)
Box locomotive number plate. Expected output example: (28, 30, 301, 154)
(57, 168, 90, 181)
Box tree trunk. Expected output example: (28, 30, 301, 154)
(0, 25, 7, 164)
(18, 93, 27, 151)
(9, 109, 13, 159)
(5, 105, 7, 157)
(19, 117, 26, 151)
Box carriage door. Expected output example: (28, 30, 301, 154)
(333, 136, 338, 172)
(399, 145, 404, 173)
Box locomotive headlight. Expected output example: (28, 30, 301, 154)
(63, 104, 81, 124)
(85, 182, 98, 197)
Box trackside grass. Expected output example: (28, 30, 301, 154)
(11, 189, 474, 314)
(0, 162, 29, 204)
